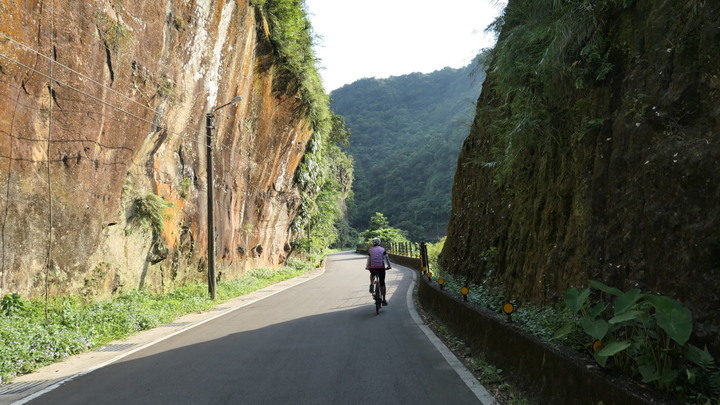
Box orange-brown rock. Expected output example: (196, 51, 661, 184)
(0, 0, 312, 298)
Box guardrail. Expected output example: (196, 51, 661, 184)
(356, 241, 427, 264)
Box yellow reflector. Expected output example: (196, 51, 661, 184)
(460, 287, 469, 295)
(438, 278, 445, 285)
(503, 303, 515, 314)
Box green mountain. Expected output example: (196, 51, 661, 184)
(330, 63, 485, 240)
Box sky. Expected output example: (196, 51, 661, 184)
(304, 0, 506, 92)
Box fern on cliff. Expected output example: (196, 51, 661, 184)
(128, 193, 174, 235)
(483, 0, 621, 181)
(253, 0, 330, 132)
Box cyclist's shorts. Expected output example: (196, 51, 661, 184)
(368, 267, 386, 286)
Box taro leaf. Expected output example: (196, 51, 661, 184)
(647, 294, 681, 313)
(593, 351, 609, 367)
(564, 287, 590, 314)
(639, 363, 660, 383)
(597, 340, 631, 357)
(636, 350, 660, 383)
(609, 310, 644, 325)
(589, 302, 608, 319)
(614, 288, 642, 315)
(660, 368, 679, 385)
(581, 317, 609, 340)
(647, 295, 693, 345)
(589, 280, 623, 296)
(553, 324, 573, 339)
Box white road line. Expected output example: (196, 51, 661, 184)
(11, 268, 326, 405)
(404, 268, 497, 405)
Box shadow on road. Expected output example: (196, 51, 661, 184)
(28, 255, 476, 405)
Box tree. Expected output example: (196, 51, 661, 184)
(368, 212, 389, 230)
(362, 212, 409, 244)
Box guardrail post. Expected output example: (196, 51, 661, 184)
(419, 242, 429, 273)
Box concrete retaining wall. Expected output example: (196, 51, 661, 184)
(389, 253, 676, 405)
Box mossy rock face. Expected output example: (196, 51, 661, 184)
(443, 0, 720, 354)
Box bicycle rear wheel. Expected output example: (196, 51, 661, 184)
(374, 284, 381, 314)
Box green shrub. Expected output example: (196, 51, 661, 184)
(1, 293, 25, 316)
(437, 262, 719, 401)
(557, 280, 720, 400)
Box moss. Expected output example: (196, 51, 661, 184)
(445, 0, 720, 358)
(155, 74, 174, 98)
(96, 13, 132, 53)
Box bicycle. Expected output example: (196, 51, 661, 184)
(371, 273, 382, 314)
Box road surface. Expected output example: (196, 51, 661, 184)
(12, 251, 489, 404)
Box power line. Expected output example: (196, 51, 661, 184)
(0, 32, 245, 155)
(0, 32, 165, 118)
(0, 50, 164, 129)
(0, 46, 243, 155)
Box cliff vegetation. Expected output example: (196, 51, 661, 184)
(442, 0, 720, 400)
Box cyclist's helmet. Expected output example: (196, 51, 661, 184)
(372, 237, 381, 246)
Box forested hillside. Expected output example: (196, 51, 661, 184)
(330, 64, 485, 240)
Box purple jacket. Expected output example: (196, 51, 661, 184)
(367, 246, 389, 269)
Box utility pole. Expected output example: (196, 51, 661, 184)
(205, 96, 243, 300)
(206, 112, 217, 300)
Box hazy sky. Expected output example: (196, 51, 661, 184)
(304, 0, 506, 92)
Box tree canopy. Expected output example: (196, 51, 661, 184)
(361, 212, 409, 244)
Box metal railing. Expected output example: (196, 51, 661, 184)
(356, 241, 430, 271)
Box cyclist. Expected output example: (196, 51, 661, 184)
(366, 237, 391, 306)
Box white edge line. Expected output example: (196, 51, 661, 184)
(12, 267, 326, 405)
(405, 269, 496, 405)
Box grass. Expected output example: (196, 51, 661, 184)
(0, 258, 315, 384)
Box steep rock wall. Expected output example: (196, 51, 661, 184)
(0, 0, 312, 298)
(443, 0, 720, 352)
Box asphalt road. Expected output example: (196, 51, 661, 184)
(21, 252, 486, 405)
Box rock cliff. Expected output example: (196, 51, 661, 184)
(443, 0, 720, 352)
(0, 0, 314, 298)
